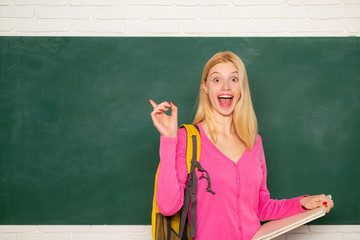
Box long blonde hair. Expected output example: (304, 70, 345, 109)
(193, 51, 258, 150)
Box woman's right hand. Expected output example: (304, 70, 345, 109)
(149, 100, 178, 138)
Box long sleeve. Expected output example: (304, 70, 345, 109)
(156, 128, 188, 216)
(257, 136, 307, 221)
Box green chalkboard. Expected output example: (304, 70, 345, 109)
(0, 37, 359, 225)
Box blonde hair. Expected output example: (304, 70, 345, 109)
(193, 51, 258, 150)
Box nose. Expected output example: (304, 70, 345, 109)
(222, 79, 230, 91)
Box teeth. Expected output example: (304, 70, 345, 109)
(218, 95, 233, 99)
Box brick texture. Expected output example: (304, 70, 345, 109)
(0, 225, 359, 240)
(0, 0, 359, 35)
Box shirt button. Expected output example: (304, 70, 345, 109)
(239, 226, 242, 231)
(236, 179, 240, 183)
(236, 194, 240, 199)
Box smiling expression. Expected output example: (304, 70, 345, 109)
(202, 62, 241, 117)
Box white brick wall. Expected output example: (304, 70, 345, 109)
(0, 0, 359, 239)
(0, 225, 359, 240)
(0, 226, 152, 240)
(0, 0, 359, 35)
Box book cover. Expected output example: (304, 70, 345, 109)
(251, 206, 327, 240)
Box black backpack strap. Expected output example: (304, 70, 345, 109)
(166, 216, 171, 240)
(192, 161, 215, 195)
(179, 182, 191, 239)
(179, 134, 198, 239)
(189, 163, 198, 237)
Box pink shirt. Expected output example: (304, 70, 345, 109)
(156, 124, 306, 240)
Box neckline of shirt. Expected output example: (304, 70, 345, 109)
(197, 123, 247, 164)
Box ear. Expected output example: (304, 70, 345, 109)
(201, 80, 208, 94)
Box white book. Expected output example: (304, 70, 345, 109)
(251, 206, 327, 240)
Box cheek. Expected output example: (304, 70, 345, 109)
(206, 83, 217, 98)
(233, 84, 242, 100)
(208, 91, 218, 104)
(207, 89, 219, 107)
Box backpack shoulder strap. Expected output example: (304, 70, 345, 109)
(180, 124, 201, 173)
(179, 124, 201, 239)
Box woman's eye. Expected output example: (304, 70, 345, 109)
(232, 77, 238, 82)
(214, 78, 220, 82)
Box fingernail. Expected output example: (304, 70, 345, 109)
(323, 202, 327, 205)
(159, 109, 163, 112)
(171, 101, 174, 105)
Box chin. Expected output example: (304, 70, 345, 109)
(215, 107, 235, 117)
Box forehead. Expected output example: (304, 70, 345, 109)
(209, 62, 237, 75)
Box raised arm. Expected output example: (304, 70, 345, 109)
(149, 100, 188, 215)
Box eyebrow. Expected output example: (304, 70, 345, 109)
(210, 71, 238, 76)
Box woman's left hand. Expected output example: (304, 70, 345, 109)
(300, 194, 334, 213)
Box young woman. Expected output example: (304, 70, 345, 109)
(149, 51, 333, 240)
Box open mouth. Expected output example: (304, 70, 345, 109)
(218, 94, 233, 107)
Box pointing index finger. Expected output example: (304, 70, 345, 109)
(149, 99, 157, 108)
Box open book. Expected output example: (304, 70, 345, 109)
(251, 206, 327, 240)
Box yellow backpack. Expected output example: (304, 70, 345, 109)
(151, 124, 215, 240)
